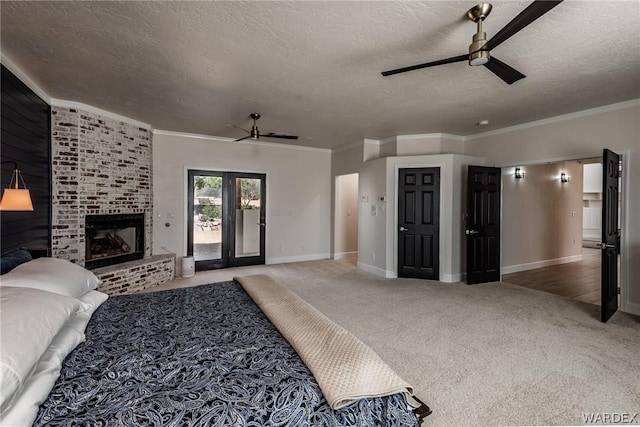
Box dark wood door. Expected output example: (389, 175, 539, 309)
(601, 149, 620, 322)
(398, 168, 440, 279)
(466, 166, 501, 284)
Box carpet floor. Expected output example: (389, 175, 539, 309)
(149, 258, 640, 426)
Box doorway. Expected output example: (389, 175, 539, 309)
(334, 173, 358, 264)
(501, 153, 623, 320)
(187, 170, 266, 270)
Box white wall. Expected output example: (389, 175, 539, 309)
(357, 153, 483, 281)
(583, 163, 603, 193)
(153, 132, 332, 271)
(465, 101, 640, 313)
(334, 173, 358, 258)
(357, 158, 388, 276)
(395, 134, 466, 156)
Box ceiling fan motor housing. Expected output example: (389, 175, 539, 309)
(467, 3, 492, 66)
(469, 32, 490, 66)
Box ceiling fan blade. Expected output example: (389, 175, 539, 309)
(230, 123, 250, 134)
(482, 0, 563, 52)
(234, 135, 251, 142)
(483, 57, 526, 85)
(381, 54, 468, 77)
(264, 132, 299, 140)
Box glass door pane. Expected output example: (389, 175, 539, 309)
(192, 174, 223, 261)
(234, 177, 262, 258)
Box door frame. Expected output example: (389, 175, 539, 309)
(497, 150, 630, 314)
(185, 167, 267, 270)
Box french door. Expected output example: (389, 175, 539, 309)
(187, 170, 266, 270)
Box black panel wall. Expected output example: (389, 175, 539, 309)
(1, 64, 51, 254)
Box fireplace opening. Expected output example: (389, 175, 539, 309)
(85, 213, 144, 269)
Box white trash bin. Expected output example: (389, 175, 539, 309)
(182, 256, 195, 278)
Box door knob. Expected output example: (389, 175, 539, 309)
(600, 243, 616, 250)
(400, 226, 408, 232)
(465, 229, 480, 235)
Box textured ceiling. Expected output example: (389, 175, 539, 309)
(1, 1, 639, 149)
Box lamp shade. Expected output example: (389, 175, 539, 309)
(0, 188, 34, 211)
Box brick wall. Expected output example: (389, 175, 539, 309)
(51, 106, 153, 265)
(94, 254, 175, 296)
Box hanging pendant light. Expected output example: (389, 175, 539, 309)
(0, 161, 34, 211)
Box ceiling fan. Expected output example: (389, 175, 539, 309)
(232, 113, 299, 142)
(381, 0, 563, 84)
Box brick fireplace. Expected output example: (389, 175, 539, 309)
(51, 106, 153, 265)
(51, 105, 174, 294)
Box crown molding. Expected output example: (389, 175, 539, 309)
(0, 53, 51, 104)
(153, 129, 331, 153)
(51, 99, 152, 129)
(466, 98, 640, 141)
(379, 136, 397, 146)
(331, 139, 373, 153)
(397, 132, 465, 142)
(332, 100, 640, 153)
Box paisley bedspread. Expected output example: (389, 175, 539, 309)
(35, 281, 419, 426)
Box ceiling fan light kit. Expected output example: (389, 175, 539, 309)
(381, 1, 563, 84)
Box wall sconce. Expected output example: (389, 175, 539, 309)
(0, 161, 34, 211)
(514, 167, 524, 180)
(560, 172, 570, 183)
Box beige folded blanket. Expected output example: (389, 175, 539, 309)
(235, 274, 417, 410)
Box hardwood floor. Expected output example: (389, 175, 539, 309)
(503, 248, 602, 306)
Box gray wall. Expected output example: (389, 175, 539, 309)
(501, 161, 584, 271)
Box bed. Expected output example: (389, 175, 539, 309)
(1, 252, 429, 426)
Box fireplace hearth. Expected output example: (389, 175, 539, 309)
(85, 213, 144, 269)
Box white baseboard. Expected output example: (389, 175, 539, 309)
(333, 251, 357, 260)
(501, 254, 584, 275)
(267, 253, 330, 265)
(357, 262, 395, 278)
(441, 273, 464, 283)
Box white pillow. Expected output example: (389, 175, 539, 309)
(0, 286, 83, 414)
(0, 257, 101, 299)
(0, 290, 109, 425)
(68, 290, 109, 334)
